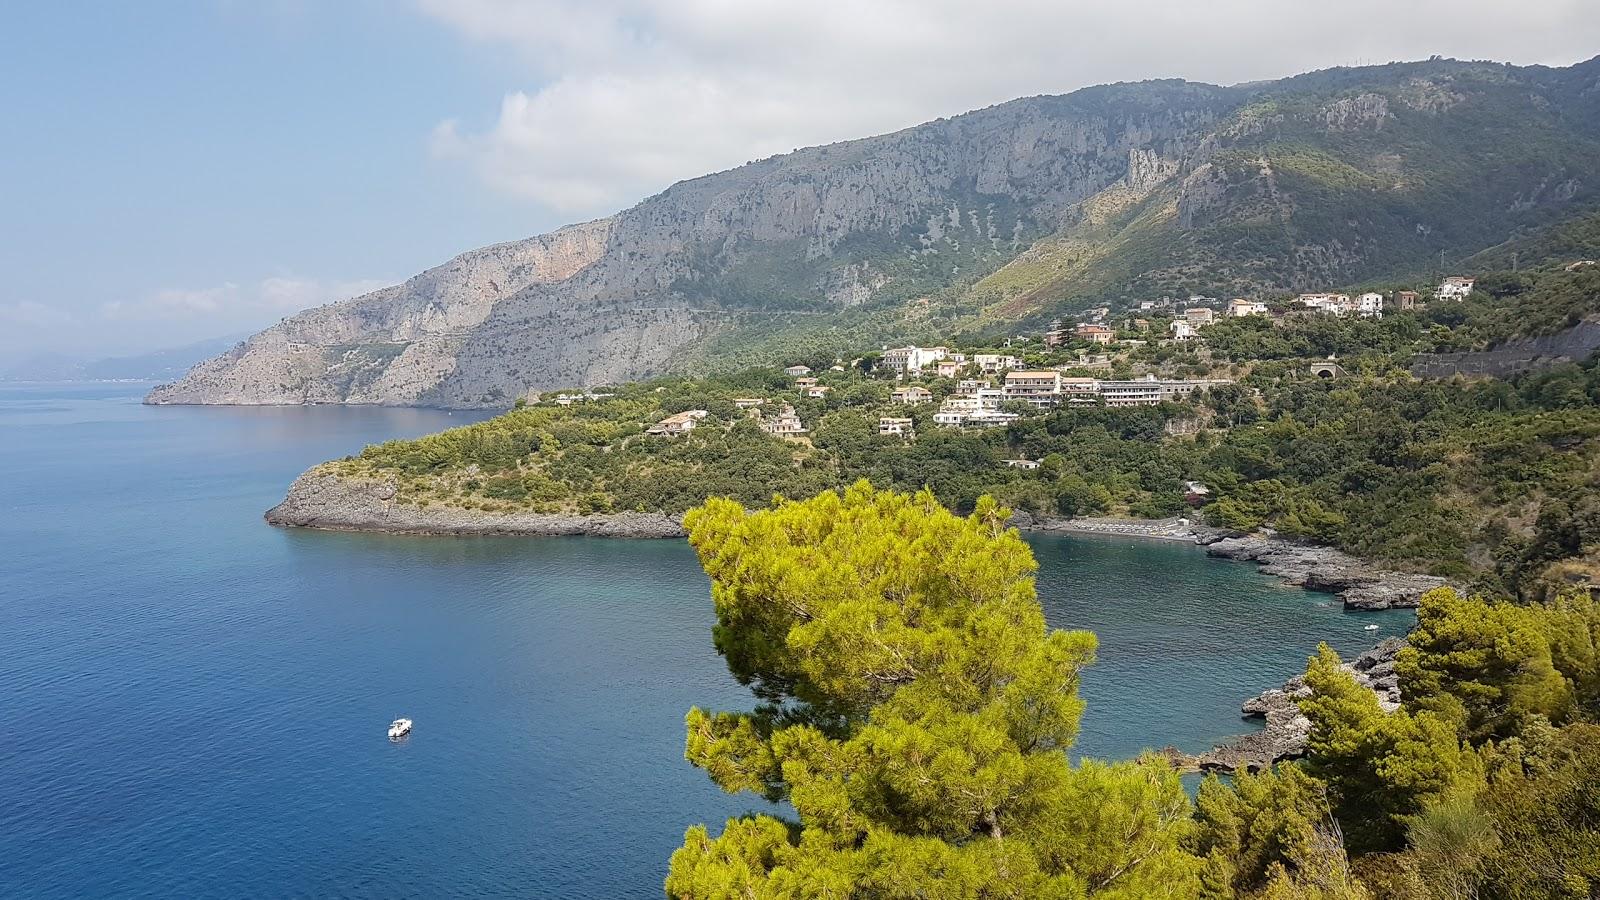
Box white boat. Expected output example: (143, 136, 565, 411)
(388, 717, 413, 739)
(1363, 624, 1380, 631)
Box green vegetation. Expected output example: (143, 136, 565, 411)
(664, 492, 1600, 898)
(1190, 585, 1600, 899)
(665, 484, 1200, 898)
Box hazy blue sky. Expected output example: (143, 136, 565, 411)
(3, 1, 1598, 364)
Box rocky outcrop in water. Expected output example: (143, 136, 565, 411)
(265, 470, 687, 538)
(1203, 535, 1448, 609)
(1195, 638, 1405, 774)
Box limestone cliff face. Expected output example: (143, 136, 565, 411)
(149, 57, 1600, 407)
(149, 81, 1235, 407)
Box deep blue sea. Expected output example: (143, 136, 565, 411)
(0, 382, 1413, 898)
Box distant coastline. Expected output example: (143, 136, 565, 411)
(267, 469, 1445, 609)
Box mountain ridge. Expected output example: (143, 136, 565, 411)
(149, 56, 1600, 408)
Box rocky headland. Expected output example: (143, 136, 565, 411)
(265, 470, 687, 538)
(1201, 535, 1449, 610)
(1189, 638, 1405, 774)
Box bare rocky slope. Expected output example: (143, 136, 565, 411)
(149, 57, 1600, 408)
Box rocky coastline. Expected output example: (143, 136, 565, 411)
(1201, 535, 1449, 610)
(1187, 638, 1406, 774)
(264, 470, 687, 538)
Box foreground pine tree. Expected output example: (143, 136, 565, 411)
(665, 481, 1201, 899)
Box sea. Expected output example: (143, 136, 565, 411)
(0, 382, 1413, 898)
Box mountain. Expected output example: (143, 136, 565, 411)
(3, 335, 247, 383)
(149, 57, 1600, 408)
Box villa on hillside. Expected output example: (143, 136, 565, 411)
(1075, 324, 1114, 345)
(1396, 290, 1421, 310)
(1227, 298, 1269, 317)
(1438, 276, 1476, 300)
(878, 417, 915, 438)
(783, 365, 812, 377)
(646, 409, 708, 437)
(1357, 292, 1384, 318)
(1298, 293, 1353, 315)
(891, 386, 934, 404)
(881, 345, 949, 375)
(1003, 459, 1041, 470)
(794, 376, 818, 388)
(759, 405, 808, 438)
(732, 397, 765, 409)
(974, 353, 1020, 374)
(1170, 320, 1196, 341)
(934, 359, 962, 378)
(805, 385, 831, 399)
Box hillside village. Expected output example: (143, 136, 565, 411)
(583, 274, 1487, 447)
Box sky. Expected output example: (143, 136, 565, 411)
(2, 1, 1598, 365)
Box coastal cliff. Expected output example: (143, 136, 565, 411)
(150, 57, 1600, 408)
(265, 470, 687, 538)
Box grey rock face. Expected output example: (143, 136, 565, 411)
(265, 470, 687, 538)
(150, 83, 1241, 407)
(1203, 535, 1449, 609)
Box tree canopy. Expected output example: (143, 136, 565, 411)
(665, 482, 1202, 899)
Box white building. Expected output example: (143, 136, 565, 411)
(1169, 320, 1196, 341)
(891, 386, 934, 404)
(880, 346, 949, 375)
(1003, 459, 1041, 470)
(759, 405, 807, 438)
(1356, 292, 1385, 318)
(1438, 276, 1476, 301)
(646, 409, 708, 436)
(1227, 298, 1269, 317)
(878, 417, 915, 438)
(1297, 293, 1353, 315)
(783, 365, 812, 377)
(973, 353, 1021, 374)
(1003, 370, 1063, 408)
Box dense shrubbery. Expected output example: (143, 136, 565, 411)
(1189, 585, 1600, 899)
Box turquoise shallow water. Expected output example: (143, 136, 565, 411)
(0, 383, 1412, 898)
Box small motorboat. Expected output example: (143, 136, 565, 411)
(1363, 624, 1380, 631)
(388, 717, 413, 740)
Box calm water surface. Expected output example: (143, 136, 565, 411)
(0, 383, 1412, 898)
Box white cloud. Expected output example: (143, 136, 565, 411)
(417, 0, 1600, 216)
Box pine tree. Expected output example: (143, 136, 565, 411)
(665, 481, 1201, 899)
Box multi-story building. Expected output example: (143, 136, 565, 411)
(880, 345, 949, 375)
(1075, 324, 1115, 345)
(1438, 276, 1476, 300)
(759, 405, 808, 438)
(783, 365, 812, 377)
(973, 353, 1021, 374)
(891, 386, 934, 404)
(1003, 370, 1063, 407)
(878, 417, 915, 438)
(1227, 298, 1269, 317)
(1185, 307, 1216, 327)
(1170, 320, 1195, 341)
(1356, 292, 1385, 318)
(1396, 290, 1421, 310)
